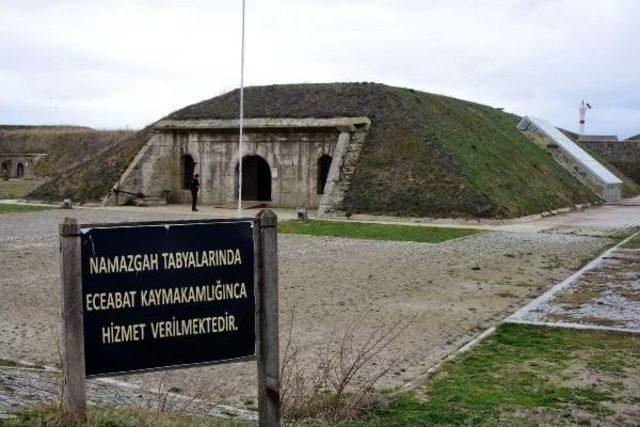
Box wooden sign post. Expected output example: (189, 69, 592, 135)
(58, 211, 280, 426)
(59, 218, 87, 422)
(257, 210, 280, 426)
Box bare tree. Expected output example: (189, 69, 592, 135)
(280, 311, 409, 423)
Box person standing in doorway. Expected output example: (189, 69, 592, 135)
(190, 173, 200, 211)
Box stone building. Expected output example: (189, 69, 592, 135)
(0, 153, 46, 179)
(109, 117, 369, 213)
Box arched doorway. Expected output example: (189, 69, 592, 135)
(1, 162, 8, 178)
(317, 155, 333, 194)
(182, 155, 195, 189)
(16, 163, 24, 178)
(237, 155, 271, 201)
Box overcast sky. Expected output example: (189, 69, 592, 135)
(1, 0, 638, 137)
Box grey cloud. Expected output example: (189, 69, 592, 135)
(1, 0, 638, 136)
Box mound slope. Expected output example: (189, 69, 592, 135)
(27, 130, 147, 202)
(0, 127, 134, 177)
(30, 83, 599, 217)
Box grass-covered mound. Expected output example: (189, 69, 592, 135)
(168, 82, 598, 218)
(27, 130, 148, 202)
(27, 83, 600, 216)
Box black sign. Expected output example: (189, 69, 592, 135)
(79, 219, 256, 377)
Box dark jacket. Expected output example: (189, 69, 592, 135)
(190, 177, 200, 193)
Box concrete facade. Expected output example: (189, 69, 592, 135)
(106, 118, 370, 211)
(0, 153, 46, 179)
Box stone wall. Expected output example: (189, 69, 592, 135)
(109, 128, 345, 208)
(318, 128, 368, 215)
(522, 131, 621, 201)
(580, 140, 640, 183)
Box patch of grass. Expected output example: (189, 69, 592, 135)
(541, 254, 565, 270)
(278, 220, 480, 243)
(2, 405, 251, 427)
(0, 203, 54, 214)
(0, 358, 44, 370)
(606, 226, 639, 242)
(621, 231, 640, 249)
(0, 358, 19, 367)
(346, 324, 640, 426)
(497, 291, 517, 298)
(0, 179, 46, 199)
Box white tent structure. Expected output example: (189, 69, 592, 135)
(518, 116, 622, 202)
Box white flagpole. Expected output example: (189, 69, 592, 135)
(237, 0, 246, 216)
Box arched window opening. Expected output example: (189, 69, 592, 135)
(182, 155, 195, 189)
(317, 155, 333, 195)
(16, 163, 24, 178)
(1, 162, 8, 178)
(236, 155, 271, 201)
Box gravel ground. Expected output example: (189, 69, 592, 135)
(0, 364, 255, 421)
(0, 207, 612, 409)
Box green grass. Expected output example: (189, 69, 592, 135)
(621, 232, 640, 249)
(0, 179, 46, 199)
(0, 358, 19, 368)
(0, 358, 43, 369)
(345, 324, 640, 426)
(0, 203, 54, 214)
(278, 220, 480, 243)
(1, 405, 251, 427)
